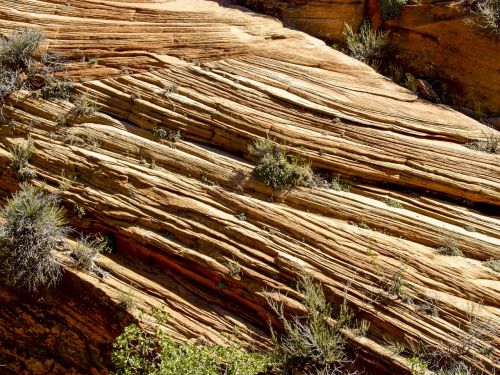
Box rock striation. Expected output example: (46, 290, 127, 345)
(0, 0, 499, 374)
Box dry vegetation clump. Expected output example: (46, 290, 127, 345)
(57, 94, 100, 126)
(9, 135, 37, 180)
(267, 274, 359, 374)
(464, 127, 500, 153)
(248, 138, 315, 190)
(0, 28, 73, 120)
(343, 21, 390, 70)
(0, 183, 69, 293)
(71, 234, 110, 278)
(465, 0, 500, 36)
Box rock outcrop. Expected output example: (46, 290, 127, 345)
(0, 0, 499, 374)
(235, 0, 500, 115)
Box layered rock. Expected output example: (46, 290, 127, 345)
(234, 0, 500, 115)
(0, 0, 499, 374)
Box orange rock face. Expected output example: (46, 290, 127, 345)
(0, 0, 499, 374)
(385, 1, 500, 115)
(235, 0, 500, 115)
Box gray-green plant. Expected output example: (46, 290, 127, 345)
(248, 138, 314, 190)
(9, 135, 36, 180)
(0, 183, 69, 293)
(267, 273, 356, 374)
(71, 234, 110, 277)
(343, 21, 390, 70)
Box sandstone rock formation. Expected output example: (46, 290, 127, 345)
(0, 0, 499, 374)
(235, 0, 500, 115)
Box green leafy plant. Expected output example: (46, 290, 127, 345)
(0, 183, 69, 293)
(343, 21, 390, 70)
(379, 0, 408, 21)
(111, 309, 271, 374)
(248, 138, 314, 190)
(153, 128, 182, 142)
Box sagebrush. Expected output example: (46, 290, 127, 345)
(0, 183, 69, 293)
(267, 274, 357, 374)
(343, 21, 390, 70)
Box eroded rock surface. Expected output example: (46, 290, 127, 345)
(0, 0, 499, 374)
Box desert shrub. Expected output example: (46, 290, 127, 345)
(0, 28, 44, 69)
(343, 21, 390, 70)
(39, 78, 74, 100)
(153, 128, 182, 142)
(0, 183, 69, 293)
(58, 94, 99, 125)
(464, 128, 500, 153)
(436, 237, 464, 257)
(408, 302, 496, 374)
(112, 309, 271, 374)
(484, 258, 500, 272)
(467, 0, 500, 36)
(9, 135, 37, 180)
(380, 0, 409, 20)
(386, 198, 404, 208)
(248, 138, 314, 190)
(267, 274, 356, 374)
(330, 175, 350, 192)
(71, 234, 110, 277)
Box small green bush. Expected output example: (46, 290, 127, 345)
(0, 183, 69, 293)
(153, 128, 182, 142)
(343, 21, 390, 70)
(330, 175, 350, 192)
(39, 78, 74, 100)
(379, 0, 408, 21)
(111, 309, 271, 374)
(10, 135, 37, 180)
(484, 258, 500, 272)
(267, 274, 355, 373)
(248, 138, 314, 190)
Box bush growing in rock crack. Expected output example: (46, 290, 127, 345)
(465, 0, 500, 36)
(343, 21, 390, 71)
(267, 273, 359, 374)
(9, 135, 37, 180)
(379, 0, 408, 21)
(248, 138, 315, 190)
(0, 183, 69, 293)
(71, 234, 110, 278)
(0, 28, 74, 121)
